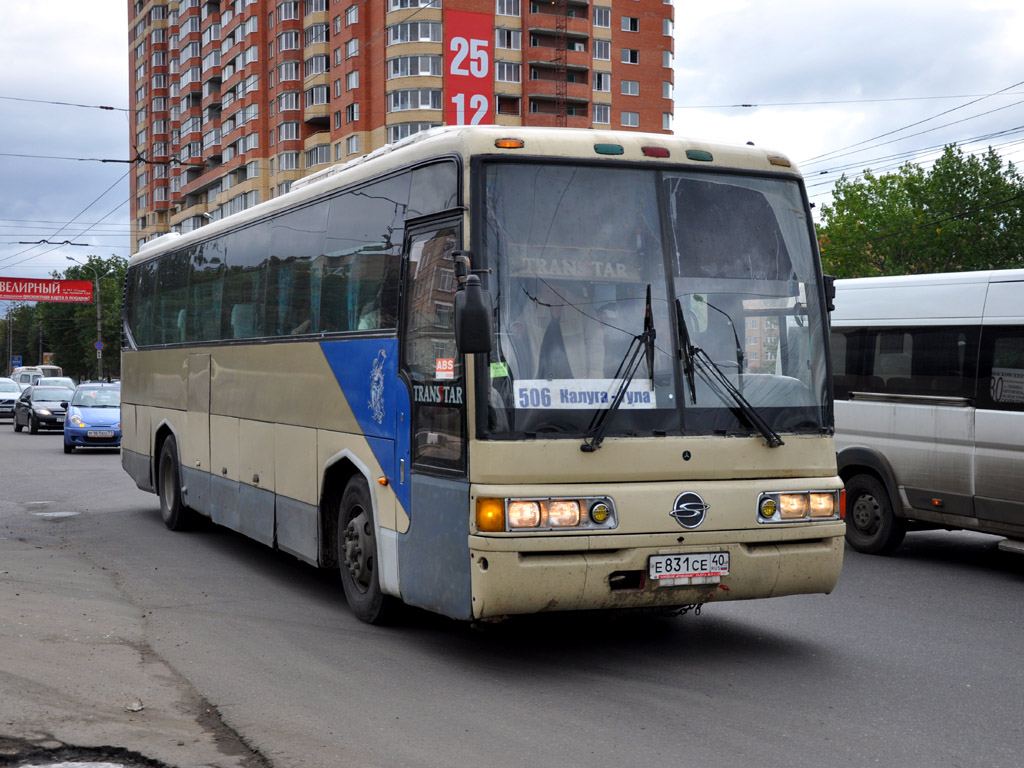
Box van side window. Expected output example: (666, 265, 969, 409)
(831, 326, 979, 400)
(978, 327, 1024, 411)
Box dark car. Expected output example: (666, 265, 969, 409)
(13, 385, 75, 434)
(0, 377, 21, 420)
(62, 382, 122, 453)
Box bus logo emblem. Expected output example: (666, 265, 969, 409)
(671, 492, 709, 528)
(369, 349, 387, 424)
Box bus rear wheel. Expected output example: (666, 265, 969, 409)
(845, 473, 906, 555)
(158, 436, 197, 531)
(337, 476, 395, 624)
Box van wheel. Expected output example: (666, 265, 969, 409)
(845, 474, 906, 555)
(337, 476, 396, 624)
(158, 436, 196, 531)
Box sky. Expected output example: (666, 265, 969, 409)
(2, 0, 1024, 306)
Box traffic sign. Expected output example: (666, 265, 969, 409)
(94, 341, 105, 351)
(11, 355, 21, 368)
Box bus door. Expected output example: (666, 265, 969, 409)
(395, 217, 473, 619)
(182, 352, 211, 512)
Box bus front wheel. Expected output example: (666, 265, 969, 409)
(845, 473, 906, 555)
(337, 476, 395, 624)
(158, 436, 196, 531)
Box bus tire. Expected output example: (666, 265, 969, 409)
(845, 473, 906, 555)
(158, 436, 195, 531)
(337, 476, 395, 624)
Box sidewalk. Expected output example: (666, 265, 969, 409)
(0, 505, 266, 768)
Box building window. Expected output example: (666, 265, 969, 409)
(621, 16, 639, 32)
(305, 54, 329, 76)
(347, 70, 359, 89)
(388, 55, 442, 78)
(278, 91, 301, 110)
(496, 28, 521, 50)
(278, 150, 300, 170)
(304, 85, 329, 106)
(305, 144, 331, 167)
(663, 112, 672, 131)
(304, 23, 329, 46)
(663, 81, 672, 99)
(495, 61, 521, 83)
(593, 7, 610, 27)
(278, 0, 299, 16)
(346, 135, 360, 155)
(346, 103, 359, 122)
(593, 72, 610, 92)
(593, 40, 610, 60)
(621, 111, 639, 127)
(663, 18, 673, 35)
(305, 0, 327, 13)
(387, 22, 442, 44)
(346, 38, 359, 57)
(387, 121, 439, 142)
(621, 80, 639, 96)
(496, 0, 520, 16)
(622, 49, 639, 64)
(278, 61, 300, 80)
(663, 50, 673, 68)
(387, 88, 442, 112)
(390, 0, 440, 7)
(279, 31, 300, 50)
(346, 5, 358, 25)
(278, 121, 300, 140)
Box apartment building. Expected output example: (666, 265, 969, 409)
(128, 0, 675, 252)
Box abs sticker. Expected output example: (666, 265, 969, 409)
(435, 357, 455, 380)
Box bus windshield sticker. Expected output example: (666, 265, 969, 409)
(513, 379, 655, 410)
(412, 383, 464, 406)
(435, 358, 455, 380)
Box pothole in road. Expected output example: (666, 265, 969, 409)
(0, 742, 168, 768)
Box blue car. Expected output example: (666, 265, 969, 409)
(63, 382, 121, 454)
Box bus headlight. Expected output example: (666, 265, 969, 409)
(508, 500, 542, 528)
(474, 497, 616, 532)
(758, 491, 840, 523)
(547, 500, 580, 527)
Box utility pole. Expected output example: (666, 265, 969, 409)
(66, 257, 106, 380)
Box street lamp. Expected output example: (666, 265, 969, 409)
(66, 256, 108, 380)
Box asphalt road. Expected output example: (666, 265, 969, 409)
(1, 423, 1022, 768)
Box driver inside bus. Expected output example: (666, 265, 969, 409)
(506, 277, 604, 380)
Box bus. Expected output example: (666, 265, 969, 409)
(831, 269, 1024, 554)
(121, 126, 844, 623)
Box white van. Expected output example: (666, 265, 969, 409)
(830, 269, 1024, 553)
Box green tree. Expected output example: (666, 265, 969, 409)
(39, 254, 127, 381)
(817, 144, 1024, 278)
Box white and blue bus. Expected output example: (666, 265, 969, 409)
(121, 126, 844, 623)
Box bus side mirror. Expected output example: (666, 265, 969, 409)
(455, 274, 493, 354)
(823, 274, 836, 313)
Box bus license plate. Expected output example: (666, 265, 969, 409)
(648, 552, 729, 586)
(87, 430, 114, 437)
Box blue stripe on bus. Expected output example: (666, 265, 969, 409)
(320, 339, 411, 515)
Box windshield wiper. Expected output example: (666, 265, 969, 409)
(674, 298, 783, 448)
(581, 284, 656, 453)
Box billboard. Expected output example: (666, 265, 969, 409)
(444, 10, 494, 127)
(0, 278, 93, 303)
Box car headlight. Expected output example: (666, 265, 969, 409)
(35, 408, 52, 416)
(70, 415, 86, 427)
(476, 497, 616, 532)
(758, 491, 840, 523)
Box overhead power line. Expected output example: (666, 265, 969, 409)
(0, 95, 128, 112)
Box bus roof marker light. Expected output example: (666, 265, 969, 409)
(594, 143, 624, 155)
(495, 138, 525, 149)
(768, 154, 792, 167)
(642, 146, 670, 158)
(685, 149, 714, 162)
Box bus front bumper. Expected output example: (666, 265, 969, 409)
(467, 524, 845, 619)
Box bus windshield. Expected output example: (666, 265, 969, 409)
(480, 162, 829, 440)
